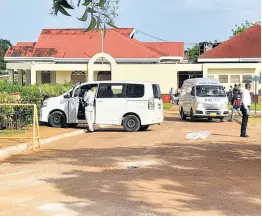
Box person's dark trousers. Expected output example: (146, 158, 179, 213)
(240, 105, 249, 136)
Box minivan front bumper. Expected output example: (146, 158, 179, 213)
(193, 109, 229, 118)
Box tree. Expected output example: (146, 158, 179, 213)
(52, 0, 119, 32)
(231, 20, 260, 37)
(188, 44, 199, 63)
(0, 39, 12, 71)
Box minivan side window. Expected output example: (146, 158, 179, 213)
(126, 84, 145, 98)
(97, 83, 125, 98)
(152, 84, 161, 99)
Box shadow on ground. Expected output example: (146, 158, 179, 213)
(3, 140, 261, 216)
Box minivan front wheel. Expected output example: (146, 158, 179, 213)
(48, 111, 66, 128)
(180, 108, 187, 120)
(123, 115, 140, 132)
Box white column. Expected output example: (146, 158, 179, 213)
(25, 70, 31, 85)
(17, 69, 23, 86)
(31, 64, 36, 85)
(8, 69, 14, 83)
(88, 65, 93, 82)
(202, 64, 208, 78)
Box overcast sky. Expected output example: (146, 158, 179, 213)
(0, 0, 260, 47)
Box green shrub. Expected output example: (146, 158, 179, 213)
(0, 81, 74, 130)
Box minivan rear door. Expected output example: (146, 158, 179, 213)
(152, 84, 164, 121)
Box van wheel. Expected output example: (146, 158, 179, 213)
(48, 111, 66, 128)
(180, 108, 187, 120)
(190, 109, 196, 122)
(139, 125, 150, 131)
(123, 115, 140, 132)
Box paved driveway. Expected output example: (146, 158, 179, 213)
(0, 113, 260, 216)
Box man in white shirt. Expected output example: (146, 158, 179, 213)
(240, 83, 251, 137)
(84, 86, 97, 132)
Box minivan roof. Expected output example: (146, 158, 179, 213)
(80, 80, 159, 85)
(183, 78, 221, 86)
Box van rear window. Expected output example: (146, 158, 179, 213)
(152, 84, 161, 99)
(126, 84, 144, 98)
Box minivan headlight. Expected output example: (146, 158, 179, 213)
(196, 102, 204, 109)
(222, 103, 228, 109)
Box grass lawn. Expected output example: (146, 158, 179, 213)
(163, 103, 173, 110)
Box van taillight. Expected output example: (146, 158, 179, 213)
(148, 98, 155, 110)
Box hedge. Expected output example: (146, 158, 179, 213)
(0, 81, 74, 130)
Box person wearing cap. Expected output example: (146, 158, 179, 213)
(240, 83, 252, 137)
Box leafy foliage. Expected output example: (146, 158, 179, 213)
(188, 44, 200, 63)
(52, 0, 119, 33)
(0, 81, 74, 130)
(231, 21, 260, 37)
(0, 39, 12, 70)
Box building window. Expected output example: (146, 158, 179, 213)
(97, 84, 125, 98)
(71, 71, 86, 84)
(230, 75, 240, 84)
(126, 84, 145, 98)
(207, 75, 214, 79)
(242, 75, 252, 83)
(218, 75, 228, 83)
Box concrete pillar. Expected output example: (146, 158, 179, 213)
(31, 64, 36, 85)
(17, 69, 23, 86)
(25, 70, 31, 85)
(8, 69, 14, 83)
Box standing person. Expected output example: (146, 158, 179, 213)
(169, 87, 174, 104)
(84, 86, 96, 133)
(240, 83, 251, 137)
(230, 88, 242, 122)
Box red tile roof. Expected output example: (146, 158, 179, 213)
(199, 25, 261, 59)
(5, 28, 184, 59)
(143, 42, 184, 57)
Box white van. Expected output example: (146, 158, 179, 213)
(179, 78, 229, 121)
(40, 81, 163, 132)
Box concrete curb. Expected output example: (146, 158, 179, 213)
(0, 129, 85, 161)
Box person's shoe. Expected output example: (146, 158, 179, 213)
(240, 134, 249, 138)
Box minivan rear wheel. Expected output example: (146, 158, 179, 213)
(48, 111, 66, 128)
(123, 115, 140, 132)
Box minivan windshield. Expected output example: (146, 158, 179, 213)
(195, 85, 226, 97)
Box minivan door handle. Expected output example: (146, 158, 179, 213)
(96, 100, 102, 102)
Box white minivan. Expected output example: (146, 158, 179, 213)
(179, 78, 229, 122)
(40, 81, 163, 132)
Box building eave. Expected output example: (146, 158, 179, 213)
(198, 58, 261, 63)
(4, 56, 160, 63)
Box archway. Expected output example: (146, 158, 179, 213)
(71, 71, 86, 84)
(88, 53, 116, 82)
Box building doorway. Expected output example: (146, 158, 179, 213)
(41, 71, 51, 84)
(178, 71, 203, 88)
(71, 71, 86, 84)
(97, 71, 111, 81)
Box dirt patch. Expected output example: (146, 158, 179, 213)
(0, 126, 79, 149)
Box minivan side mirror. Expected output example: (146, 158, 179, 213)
(64, 93, 70, 99)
